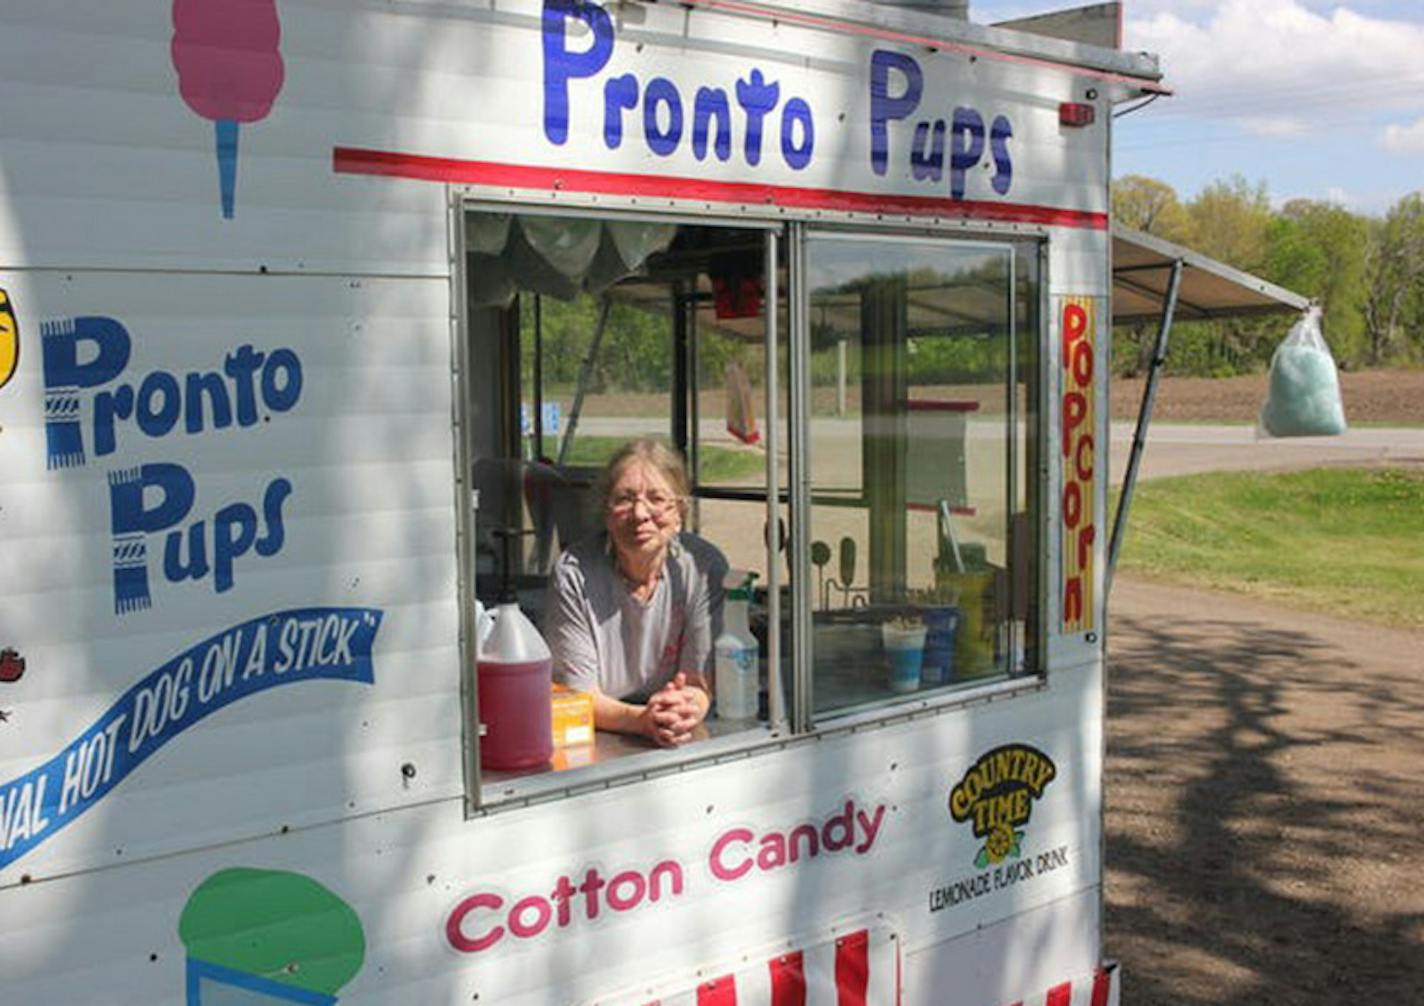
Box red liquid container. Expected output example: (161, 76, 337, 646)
(477, 601, 553, 771)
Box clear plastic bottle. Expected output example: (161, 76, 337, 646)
(715, 572, 759, 721)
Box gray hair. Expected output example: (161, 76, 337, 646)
(599, 438, 691, 522)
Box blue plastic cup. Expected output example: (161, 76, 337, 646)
(921, 607, 959, 685)
(882, 622, 926, 693)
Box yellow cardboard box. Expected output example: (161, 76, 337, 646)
(551, 684, 594, 748)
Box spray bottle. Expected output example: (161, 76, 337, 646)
(715, 571, 759, 721)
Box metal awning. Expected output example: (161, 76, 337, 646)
(1107, 223, 1312, 593)
(1113, 223, 1311, 323)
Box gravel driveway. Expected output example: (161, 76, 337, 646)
(1105, 576, 1424, 1004)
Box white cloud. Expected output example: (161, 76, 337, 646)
(1126, 1, 1424, 137)
(1236, 116, 1310, 138)
(1383, 116, 1424, 155)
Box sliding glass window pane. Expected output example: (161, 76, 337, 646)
(806, 235, 1031, 716)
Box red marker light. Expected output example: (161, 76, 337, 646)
(1059, 102, 1096, 127)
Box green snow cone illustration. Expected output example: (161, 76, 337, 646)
(179, 868, 365, 1005)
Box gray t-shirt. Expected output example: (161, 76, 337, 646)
(544, 532, 728, 702)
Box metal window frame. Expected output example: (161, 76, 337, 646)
(453, 196, 786, 811)
(794, 227, 1044, 727)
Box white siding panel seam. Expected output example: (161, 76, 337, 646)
(901, 881, 1104, 956)
(0, 790, 465, 893)
(0, 263, 451, 281)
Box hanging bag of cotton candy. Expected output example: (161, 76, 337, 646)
(1258, 306, 1347, 437)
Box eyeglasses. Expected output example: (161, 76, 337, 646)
(608, 492, 681, 517)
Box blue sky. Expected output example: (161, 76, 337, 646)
(973, 0, 1424, 215)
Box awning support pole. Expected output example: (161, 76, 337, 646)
(1107, 258, 1182, 595)
(557, 295, 613, 467)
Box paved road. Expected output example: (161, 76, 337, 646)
(1107, 422, 1424, 483)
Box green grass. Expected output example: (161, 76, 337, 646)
(1116, 467, 1424, 627)
(536, 436, 766, 483)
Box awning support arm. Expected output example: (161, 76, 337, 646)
(1107, 257, 1182, 595)
(556, 295, 613, 467)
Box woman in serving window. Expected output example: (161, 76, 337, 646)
(544, 438, 727, 746)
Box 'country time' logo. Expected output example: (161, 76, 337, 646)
(948, 743, 1057, 868)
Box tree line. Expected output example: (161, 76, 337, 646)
(521, 179, 1423, 395)
(1113, 175, 1424, 377)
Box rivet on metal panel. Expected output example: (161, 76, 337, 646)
(1087, 632, 1098, 644)
(402, 762, 418, 780)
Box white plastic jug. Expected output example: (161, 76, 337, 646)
(477, 601, 553, 770)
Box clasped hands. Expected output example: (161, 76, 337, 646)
(638, 672, 708, 747)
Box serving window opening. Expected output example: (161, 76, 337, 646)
(458, 206, 1044, 801)
(462, 208, 790, 796)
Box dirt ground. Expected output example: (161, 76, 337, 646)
(1105, 577, 1424, 1005)
(1110, 368, 1424, 426)
(1103, 371, 1424, 1003)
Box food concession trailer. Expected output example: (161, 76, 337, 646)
(0, 1, 1298, 1003)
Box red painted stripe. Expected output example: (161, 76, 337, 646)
(1090, 967, 1112, 1006)
(769, 951, 807, 1006)
(1045, 981, 1073, 1006)
(835, 929, 870, 1006)
(698, 975, 737, 1006)
(332, 147, 1109, 231)
(906, 399, 980, 412)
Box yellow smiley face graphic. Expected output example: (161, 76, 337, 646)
(0, 287, 17, 390)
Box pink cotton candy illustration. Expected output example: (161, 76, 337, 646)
(171, 0, 285, 219)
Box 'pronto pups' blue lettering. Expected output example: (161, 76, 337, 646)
(109, 464, 291, 614)
(541, 0, 814, 170)
(41, 316, 302, 469)
(0, 608, 382, 871)
(869, 49, 1013, 200)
